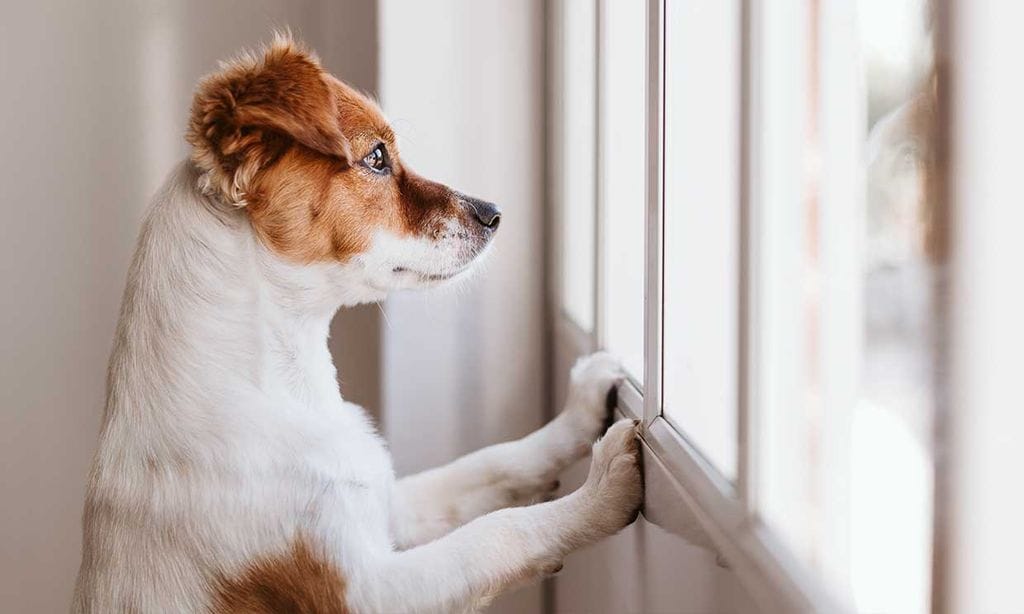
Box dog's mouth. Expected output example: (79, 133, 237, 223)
(392, 266, 467, 281)
(385, 236, 493, 287)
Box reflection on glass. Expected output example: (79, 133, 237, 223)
(853, 0, 937, 611)
(756, 2, 939, 612)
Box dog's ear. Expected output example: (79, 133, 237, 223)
(187, 33, 351, 204)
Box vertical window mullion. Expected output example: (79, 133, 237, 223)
(556, 0, 598, 335)
(749, 0, 812, 538)
(816, 0, 864, 597)
(738, 0, 757, 517)
(593, 0, 606, 350)
(643, 0, 665, 425)
(946, 2, 1024, 611)
(599, 0, 647, 381)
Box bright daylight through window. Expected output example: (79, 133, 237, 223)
(662, 0, 741, 481)
(555, 0, 941, 612)
(557, 0, 598, 334)
(754, 2, 938, 612)
(599, 0, 647, 382)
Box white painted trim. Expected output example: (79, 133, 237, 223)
(545, 0, 881, 611)
(944, 1, 1024, 611)
(593, 0, 607, 350)
(642, 0, 664, 426)
(737, 0, 758, 519)
(642, 415, 845, 614)
(816, 0, 865, 597)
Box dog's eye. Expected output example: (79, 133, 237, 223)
(362, 144, 389, 174)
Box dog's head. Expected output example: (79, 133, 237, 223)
(186, 33, 499, 300)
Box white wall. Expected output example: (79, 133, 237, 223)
(946, 2, 1024, 611)
(377, 1, 547, 613)
(0, 3, 375, 611)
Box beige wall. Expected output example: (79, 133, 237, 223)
(377, 1, 547, 613)
(0, 3, 375, 611)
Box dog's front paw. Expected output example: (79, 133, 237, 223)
(580, 419, 643, 533)
(563, 352, 625, 442)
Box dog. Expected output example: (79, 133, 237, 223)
(72, 33, 643, 613)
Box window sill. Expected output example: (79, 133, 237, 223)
(614, 378, 847, 614)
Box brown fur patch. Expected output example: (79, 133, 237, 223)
(186, 33, 474, 264)
(212, 538, 349, 614)
(188, 33, 351, 206)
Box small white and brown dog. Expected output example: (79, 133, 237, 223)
(72, 34, 643, 614)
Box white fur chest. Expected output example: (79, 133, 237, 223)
(196, 393, 397, 554)
(73, 165, 401, 612)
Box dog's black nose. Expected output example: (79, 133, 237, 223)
(468, 199, 502, 230)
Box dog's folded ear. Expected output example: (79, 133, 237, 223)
(187, 32, 351, 205)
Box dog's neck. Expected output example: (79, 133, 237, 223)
(105, 161, 365, 425)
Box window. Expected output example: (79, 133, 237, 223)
(662, 0, 742, 480)
(552, 0, 946, 612)
(754, 2, 939, 611)
(556, 0, 598, 333)
(598, 0, 647, 382)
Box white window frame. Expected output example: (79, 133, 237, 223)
(550, 0, 845, 609)
(940, 1, 1024, 611)
(621, 4, 843, 607)
(545, 0, 997, 612)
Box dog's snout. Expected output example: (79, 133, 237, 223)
(466, 199, 502, 230)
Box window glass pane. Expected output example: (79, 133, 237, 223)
(559, 0, 597, 332)
(853, 0, 936, 610)
(662, 0, 741, 479)
(756, 1, 938, 611)
(599, 0, 646, 381)
(755, 0, 815, 574)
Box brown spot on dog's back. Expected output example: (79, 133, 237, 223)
(212, 538, 349, 614)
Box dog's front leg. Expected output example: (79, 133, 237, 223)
(390, 353, 624, 548)
(355, 419, 642, 614)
